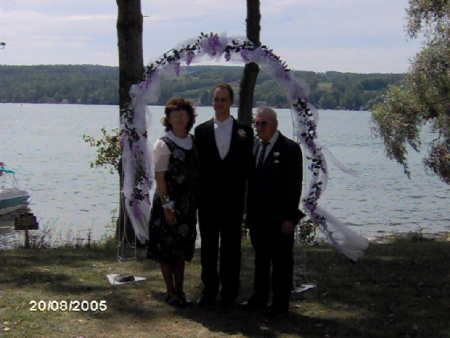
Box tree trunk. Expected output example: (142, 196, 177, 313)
(238, 0, 261, 126)
(116, 0, 144, 244)
(116, 0, 144, 110)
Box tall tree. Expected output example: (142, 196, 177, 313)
(238, 0, 261, 126)
(116, 0, 144, 241)
(371, 0, 450, 184)
(116, 0, 144, 109)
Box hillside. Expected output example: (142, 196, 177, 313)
(0, 65, 404, 110)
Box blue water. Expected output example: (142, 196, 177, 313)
(0, 103, 449, 248)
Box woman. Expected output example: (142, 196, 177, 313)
(147, 97, 198, 307)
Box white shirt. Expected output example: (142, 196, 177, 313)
(214, 115, 233, 159)
(153, 131, 193, 172)
(256, 130, 279, 166)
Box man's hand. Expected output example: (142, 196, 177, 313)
(281, 221, 295, 234)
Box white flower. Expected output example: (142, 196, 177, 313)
(237, 129, 246, 138)
(173, 149, 185, 160)
(274, 152, 280, 158)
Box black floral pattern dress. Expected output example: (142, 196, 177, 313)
(147, 135, 199, 264)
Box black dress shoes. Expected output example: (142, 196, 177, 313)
(262, 306, 288, 318)
(196, 296, 215, 307)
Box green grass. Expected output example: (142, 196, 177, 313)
(1, 235, 450, 337)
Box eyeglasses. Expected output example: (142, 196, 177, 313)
(253, 119, 268, 127)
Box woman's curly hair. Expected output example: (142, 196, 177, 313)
(162, 97, 197, 132)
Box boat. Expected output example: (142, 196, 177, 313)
(0, 167, 30, 216)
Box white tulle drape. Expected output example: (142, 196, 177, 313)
(120, 95, 153, 244)
(121, 32, 369, 259)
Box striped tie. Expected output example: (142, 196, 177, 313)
(257, 142, 269, 169)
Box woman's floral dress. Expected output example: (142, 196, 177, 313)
(147, 135, 199, 263)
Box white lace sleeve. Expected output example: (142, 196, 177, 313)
(153, 139, 170, 172)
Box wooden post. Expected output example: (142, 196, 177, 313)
(24, 223, 30, 249)
(15, 212, 39, 249)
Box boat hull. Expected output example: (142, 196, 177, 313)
(0, 188, 30, 216)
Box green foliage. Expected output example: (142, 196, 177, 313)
(0, 65, 119, 104)
(297, 218, 316, 244)
(371, 0, 450, 184)
(371, 85, 423, 178)
(0, 64, 404, 110)
(389, 229, 435, 244)
(83, 128, 121, 174)
(406, 0, 450, 39)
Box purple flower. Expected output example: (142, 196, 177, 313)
(138, 74, 151, 90)
(208, 34, 221, 56)
(186, 52, 195, 66)
(132, 142, 141, 156)
(224, 51, 231, 62)
(240, 49, 250, 62)
(174, 62, 181, 76)
(265, 49, 277, 60)
(132, 202, 142, 219)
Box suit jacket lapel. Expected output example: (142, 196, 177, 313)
(253, 138, 260, 156)
(262, 134, 283, 169)
(223, 117, 237, 161)
(205, 118, 222, 162)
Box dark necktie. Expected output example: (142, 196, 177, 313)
(257, 142, 269, 169)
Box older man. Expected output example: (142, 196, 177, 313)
(242, 106, 305, 318)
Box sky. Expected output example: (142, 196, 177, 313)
(0, 0, 424, 73)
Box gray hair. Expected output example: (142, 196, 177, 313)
(257, 106, 277, 121)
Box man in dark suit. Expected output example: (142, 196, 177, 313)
(194, 83, 253, 307)
(242, 106, 304, 317)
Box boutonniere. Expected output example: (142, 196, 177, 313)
(237, 129, 247, 138)
(274, 152, 280, 163)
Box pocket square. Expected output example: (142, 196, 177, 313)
(274, 160, 280, 163)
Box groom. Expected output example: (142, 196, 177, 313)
(194, 83, 253, 307)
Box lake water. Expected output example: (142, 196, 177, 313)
(1, 103, 449, 248)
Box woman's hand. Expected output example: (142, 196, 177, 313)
(164, 208, 178, 226)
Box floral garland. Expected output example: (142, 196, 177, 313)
(121, 32, 368, 260)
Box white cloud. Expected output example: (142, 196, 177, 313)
(277, 43, 422, 73)
(0, 0, 423, 72)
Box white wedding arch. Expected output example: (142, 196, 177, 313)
(120, 32, 368, 261)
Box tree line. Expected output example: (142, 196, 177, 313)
(0, 64, 404, 110)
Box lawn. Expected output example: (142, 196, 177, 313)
(1, 234, 449, 338)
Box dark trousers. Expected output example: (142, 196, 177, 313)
(199, 208, 242, 302)
(249, 226, 294, 311)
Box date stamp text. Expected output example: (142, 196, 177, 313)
(29, 300, 107, 312)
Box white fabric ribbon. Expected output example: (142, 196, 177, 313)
(121, 32, 369, 258)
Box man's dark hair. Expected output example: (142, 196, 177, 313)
(213, 83, 234, 100)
